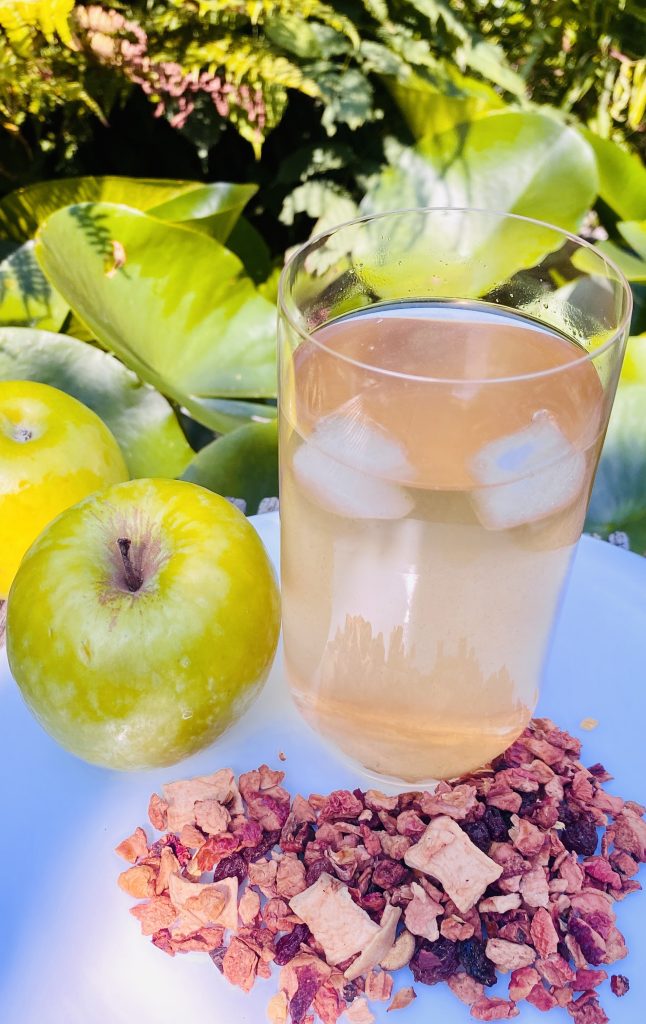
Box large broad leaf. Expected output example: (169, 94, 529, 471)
(580, 130, 646, 221)
(586, 334, 646, 554)
(387, 71, 504, 139)
(360, 110, 598, 297)
(586, 382, 646, 555)
(181, 421, 278, 515)
(573, 220, 646, 283)
(0, 177, 255, 245)
(183, 396, 277, 434)
(35, 203, 278, 403)
(0, 177, 205, 242)
(0, 327, 193, 478)
(0, 241, 68, 330)
(147, 183, 258, 242)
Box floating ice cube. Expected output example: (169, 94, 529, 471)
(314, 400, 412, 478)
(470, 411, 586, 530)
(293, 445, 414, 519)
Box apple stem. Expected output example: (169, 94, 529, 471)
(117, 538, 143, 593)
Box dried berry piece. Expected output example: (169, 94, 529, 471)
(482, 807, 510, 843)
(410, 937, 459, 985)
(610, 974, 629, 997)
(289, 967, 321, 1024)
(461, 820, 491, 853)
(562, 819, 598, 858)
(213, 852, 247, 884)
(458, 938, 497, 987)
(243, 828, 282, 862)
(274, 924, 311, 966)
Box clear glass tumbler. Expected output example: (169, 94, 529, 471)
(277, 208, 631, 785)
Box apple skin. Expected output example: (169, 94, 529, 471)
(6, 478, 281, 770)
(0, 379, 129, 598)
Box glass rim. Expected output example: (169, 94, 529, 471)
(278, 205, 633, 386)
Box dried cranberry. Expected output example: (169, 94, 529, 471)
(242, 828, 281, 862)
(372, 857, 409, 889)
(458, 938, 496, 987)
(209, 945, 227, 972)
(461, 820, 490, 852)
(212, 852, 247, 884)
(519, 791, 539, 816)
(611, 974, 629, 997)
(343, 981, 361, 1003)
(482, 806, 510, 843)
(352, 788, 366, 807)
(410, 937, 460, 985)
(274, 924, 311, 966)
(562, 819, 598, 857)
(305, 858, 329, 887)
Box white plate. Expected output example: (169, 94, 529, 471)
(1, 511, 645, 1024)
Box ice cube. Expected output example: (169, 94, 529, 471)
(293, 440, 413, 520)
(470, 411, 586, 530)
(314, 400, 412, 478)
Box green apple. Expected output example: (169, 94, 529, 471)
(6, 478, 281, 770)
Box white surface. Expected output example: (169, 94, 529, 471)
(1, 511, 645, 1023)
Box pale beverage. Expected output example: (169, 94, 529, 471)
(281, 302, 604, 781)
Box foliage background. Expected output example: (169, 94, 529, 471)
(0, 0, 645, 547)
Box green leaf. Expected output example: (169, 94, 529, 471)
(387, 71, 504, 139)
(147, 183, 258, 243)
(181, 421, 278, 515)
(226, 215, 272, 284)
(360, 110, 598, 296)
(580, 130, 646, 221)
(586, 382, 646, 553)
(0, 241, 68, 330)
(458, 41, 527, 99)
(0, 327, 193, 478)
(0, 176, 206, 242)
(621, 333, 646, 383)
(617, 220, 646, 261)
(35, 203, 278, 404)
(183, 396, 277, 435)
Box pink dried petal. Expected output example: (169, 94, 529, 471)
(344, 997, 375, 1023)
(508, 966, 541, 1001)
(526, 983, 558, 1011)
(573, 968, 608, 991)
(238, 888, 261, 926)
(447, 972, 484, 1005)
(222, 936, 258, 992)
(529, 907, 559, 958)
(148, 793, 168, 831)
(441, 916, 475, 941)
(364, 969, 393, 1001)
(509, 817, 545, 858)
(567, 991, 609, 1024)
(419, 783, 478, 820)
(365, 790, 398, 812)
(313, 982, 345, 1024)
(519, 867, 549, 908)
(248, 858, 278, 896)
(396, 810, 427, 839)
(613, 811, 646, 861)
(404, 882, 443, 941)
(276, 853, 307, 898)
(485, 939, 535, 973)
(130, 895, 176, 935)
(470, 995, 520, 1019)
(387, 986, 417, 1012)
(115, 826, 149, 863)
(318, 790, 364, 823)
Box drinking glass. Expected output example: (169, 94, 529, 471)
(277, 208, 631, 785)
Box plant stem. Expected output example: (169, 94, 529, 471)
(117, 538, 143, 593)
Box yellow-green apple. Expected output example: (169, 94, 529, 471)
(0, 379, 128, 598)
(6, 478, 281, 770)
